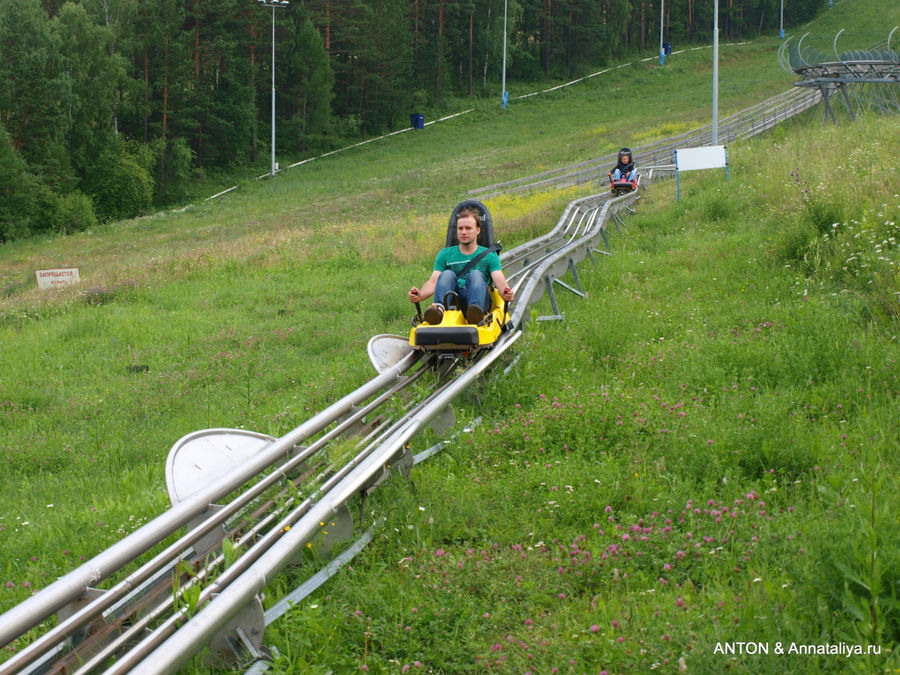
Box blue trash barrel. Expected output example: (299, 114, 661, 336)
(410, 113, 425, 130)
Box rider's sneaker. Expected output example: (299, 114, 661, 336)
(465, 305, 484, 325)
(424, 304, 445, 325)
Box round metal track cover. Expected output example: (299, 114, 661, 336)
(165, 428, 276, 505)
(367, 334, 414, 373)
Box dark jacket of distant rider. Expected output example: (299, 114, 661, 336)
(609, 148, 635, 181)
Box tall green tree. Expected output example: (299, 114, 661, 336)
(125, 0, 191, 196)
(81, 0, 141, 137)
(310, 0, 411, 134)
(365, 0, 413, 125)
(285, 15, 335, 152)
(183, 0, 256, 167)
(0, 126, 39, 241)
(0, 0, 67, 185)
(53, 3, 126, 178)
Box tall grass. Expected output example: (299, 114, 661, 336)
(235, 116, 898, 674)
(1, 0, 899, 671)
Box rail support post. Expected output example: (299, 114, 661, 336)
(838, 83, 856, 121)
(537, 263, 585, 322)
(536, 275, 564, 322)
(566, 258, 585, 295)
(206, 595, 265, 669)
(596, 227, 612, 254)
(589, 245, 611, 260)
(552, 277, 585, 300)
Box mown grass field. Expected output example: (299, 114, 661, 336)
(1, 0, 899, 673)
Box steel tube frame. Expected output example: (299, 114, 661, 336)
(0, 351, 419, 660)
(126, 331, 523, 674)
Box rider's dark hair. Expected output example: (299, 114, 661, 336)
(457, 206, 482, 226)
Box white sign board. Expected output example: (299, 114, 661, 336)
(36, 268, 80, 290)
(675, 145, 728, 171)
(674, 145, 729, 201)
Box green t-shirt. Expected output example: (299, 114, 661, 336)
(433, 245, 501, 288)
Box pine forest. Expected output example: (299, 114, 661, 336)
(1, 0, 823, 238)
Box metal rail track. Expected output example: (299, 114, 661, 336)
(3, 76, 832, 670)
(0, 175, 651, 674)
(466, 86, 821, 200)
(777, 29, 900, 121)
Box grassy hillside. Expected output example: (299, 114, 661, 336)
(1, 37, 800, 310)
(2, 1, 898, 309)
(1, 0, 899, 672)
(303, 116, 896, 675)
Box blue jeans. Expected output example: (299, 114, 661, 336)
(433, 270, 490, 313)
(613, 168, 634, 181)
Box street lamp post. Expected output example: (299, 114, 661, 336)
(660, 0, 665, 65)
(780, 0, 784, 39)
(258, 0, 289, 177)
(712, 0, 718, 144)
(501, 0, 508, 108)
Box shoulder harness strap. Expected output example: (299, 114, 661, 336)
(457, 243, 501, 280)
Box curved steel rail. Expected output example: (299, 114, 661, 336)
(0, 159, 653, 675)
(467, 87, 821, 200)
(779, 29, 900, 121)
(0, 351, 426, 673)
